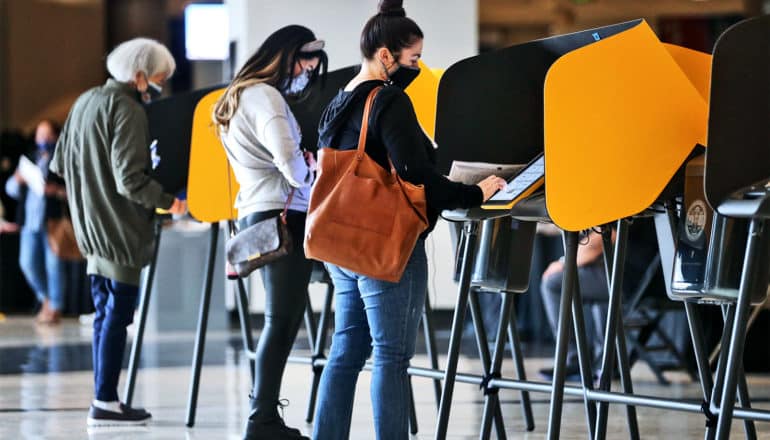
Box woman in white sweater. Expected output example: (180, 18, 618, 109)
(212, 25, 327, 440)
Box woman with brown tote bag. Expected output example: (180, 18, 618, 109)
(310, 2, 506, 439)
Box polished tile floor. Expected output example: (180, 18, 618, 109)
(1, 316, 769, 439)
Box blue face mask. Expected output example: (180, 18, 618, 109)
(37, 141, 55, 156)
(284, 69, 312, 96)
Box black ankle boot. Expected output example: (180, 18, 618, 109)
(243, 398, 307, 440)
(243, 418, 308, 440)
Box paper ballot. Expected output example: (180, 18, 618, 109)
(18, 156, 45, 196)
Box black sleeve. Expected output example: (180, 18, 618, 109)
(375, 91, 483, 211)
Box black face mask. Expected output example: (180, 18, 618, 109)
(386, 63, 420, 89)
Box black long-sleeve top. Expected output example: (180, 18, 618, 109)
(317, 80, 483, 236)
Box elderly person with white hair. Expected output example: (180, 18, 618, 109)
(50, 38, 186, 427)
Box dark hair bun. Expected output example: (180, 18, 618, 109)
(378, 0, 406, 17)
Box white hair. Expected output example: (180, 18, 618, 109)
(106, 38, 176, 83)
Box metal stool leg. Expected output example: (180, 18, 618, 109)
(715, 219, 762, 440)
(423, 293, 442, 408)
(234, 276, 256, 381)
(546, 230, 579, 440)
(594, 220, 630, 440)
(124, 220, 162, 407)
(508, 300, 535, 432)
(435, 221, 479, 440)
(469, 288, 506, 439)
(481, 292, 514, 439)
(186, 223, 219, 427)
(306, 281, 334, 423)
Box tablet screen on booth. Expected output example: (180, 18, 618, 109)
(487, 153, 545, 203)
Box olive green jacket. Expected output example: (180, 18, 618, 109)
(50, 79, 174, 285)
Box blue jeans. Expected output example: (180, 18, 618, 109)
(90, 275, 138, 402)
(313, 240, 427, 440)
(19, 227, 65, 311)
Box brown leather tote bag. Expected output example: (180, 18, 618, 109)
(46, 200, 83, 261)
(304, 86, 428, 282)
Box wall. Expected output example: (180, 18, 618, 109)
(226, 0, 477, 71)
(3, 0, 105, 132)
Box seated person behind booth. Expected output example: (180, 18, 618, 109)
(539, 220, 659, 380)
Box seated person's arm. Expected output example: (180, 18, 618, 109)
(576, 231, 604, 266)
(542, 231, 606, 279)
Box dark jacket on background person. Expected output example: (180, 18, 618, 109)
(50, 79, 174, 285)
(318, 80, 483, 237)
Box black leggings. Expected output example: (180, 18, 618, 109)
(239, 210, 313, 422)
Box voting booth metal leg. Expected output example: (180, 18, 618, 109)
(685, 301, 719, 440)
(423, 294, 443, 408)
(234, 276, 256, 380)
(186, 223, 219, 428)
(508, 300, 536, 432)
(614, 316, 640, 440)
(480, 292, 514, 439)
(714, 219, 762, 439)
(469, 288, 507, 439)
(594, 220, 633, 440)
(305, 281, 334, 423)
(736, 369, 758, 440)
(717, 305, 758, 440)
(124, 220, 162, 407)
(571, 277, 597, 439)
(304, 292, 317, 354)
(600, 222, 641, 439)
(546, 230, 579, 440)
(706, 305, 734, 440)
(435, 221, 479, 440)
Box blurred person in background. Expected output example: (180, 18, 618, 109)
(50, 38, 186, 427)
(4, 120, 67, 324)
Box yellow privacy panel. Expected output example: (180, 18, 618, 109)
(405, 60, 441, 139)
(663, 43, 712, 104)
(544, 20, 708, 231)
(188, 88, 239, 223)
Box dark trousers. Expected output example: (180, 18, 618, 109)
(239, 210, 313, 422)
(541, 261, 609, 366)
(90, 274, 138, 402)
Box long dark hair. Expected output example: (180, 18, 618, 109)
(360, 0, 423, 61)
(213, 25, 328, 130)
